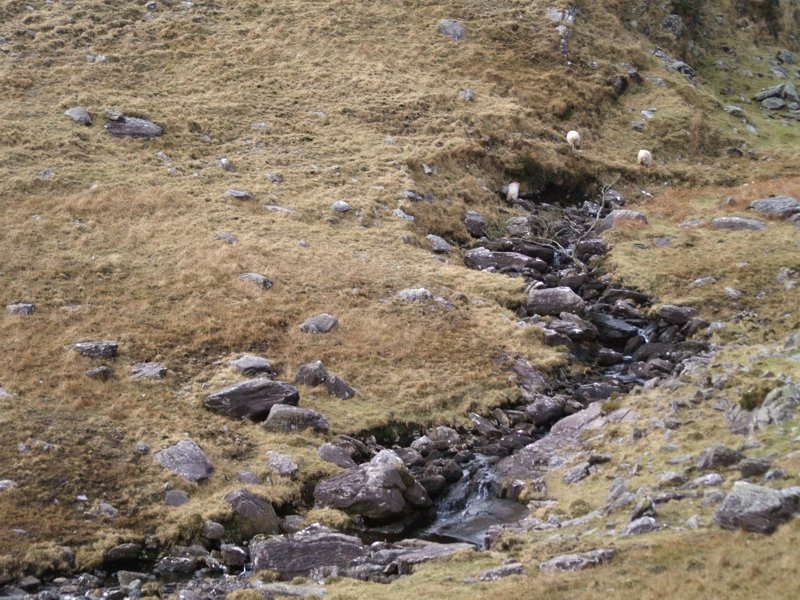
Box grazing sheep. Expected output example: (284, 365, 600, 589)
(566, 130, 581, 150)
(637, 149, 653, 166)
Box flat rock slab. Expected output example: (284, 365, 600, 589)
(749, 196, 800, 219)
(7, 303, 35, 315)
(539, 549, 615, 572)
(715, 481, 797, 533)
(230, 355, 275, 376)
(299, 314, 339, 333)
(204, 378, 299, 421)
(154, 439, 214, 482)
(262, 404, 329, 434)
(479, 562, 525, 581)
(239, 272, 273, 289)
(464, 247, 546, 272)
(711, 216, 767, 231)
(131, 362, 166, 380)
(70, 340, 118, 359)
(104, 116, 163, 138)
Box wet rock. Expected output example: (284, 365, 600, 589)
(463, 247, 546, 272)
(65, 106, 91, 125)
(265, 451, 299, 477)
(230, 355, 275, 376)
(7, 302, 35, 315)
(464, 211, 486, 237)
(104, 114, 163, 138)
(131, 362, 166, 380)
(165, 490, 190, 507)
(70, 340, 118, 359)
(479, 562, 525, 580)
(539, 548, 615, 572)
(526, 286, 585, 316)
(438, 19, 465, 41)
(711, 216, 767, 231)
(749, 196, 800, 219)
(596, 209, 648, 232)
(299, 314, 339, 333)
(204, 378, 299, 421)
(239, 272, 273, 289)
(325, 374, 356, 400)
(696, 445, 744, 470)
(86, 365, 113, 380)
(223, 189, 253, 200)
(622, 516, 658, 536)
(263, 404, 329, 434)
(314, 450, 431, 520)
(223, 488, 281, 537)
(715, 481, 798, 533)
(251, 525, 366, 578)
(154, 440, 214, 482)
(426, 234, 451, 253)
(397, 288, 433, 301)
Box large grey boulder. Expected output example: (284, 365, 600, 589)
(464, 211, 487, 237)
(711, 216, 767, 231)
(539, 549, 615, 572)
(154, 440, 214, 482)
(65, 106, 91, 125)
(314, 450, 431, 520)
(749, 196, 800, 219)
(299, 314, 339, 333)
(715, 481, 798, 533)
(296, 361, 329, 386)
(696, 445, 744, 470)
(104, 114, 163, 138)
(223, 489, 281, 538)
(656, 304, 697, 325)
(526, 286, 585, 316)
(70, 340, 118, 359)
(596, 210, 648, 232)
(250, 525, 366, 579)
(425, 235, 451, 254)
(204, 378, 299, 421)
(463, 247, 546, 272)
(262, 404, 329, 434)
(230, 355, 275, 376)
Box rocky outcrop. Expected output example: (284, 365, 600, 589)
(204, 378, 299, 421)
(299, 314, 339, 333)
(715, 482, 799, 533)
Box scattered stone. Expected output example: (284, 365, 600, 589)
(263, 404, 329, 434)
(223, 488, 281, 537)
(216, 158, 235, 172)
(86, 366, 113, 380)
(223, 189, 253, 200)
(749, 196, 800, 219)
(696, 445, 744, 470)
(622, 516, 658, 536)
(266, 172, 284, 184)
(479, 562, 525, 580)
(575, 238, 608, 261)
(596, 209, 649, 232)
(438, 19, 465, 41)
(325, 374, 356, 400)
(738, 457, 772, 478)
(458, 88, 475, 102)
(711, 216, 767, 231)
(265, 451, 299, 477)
(239, 272, 273, 290)
(131, 362, 166, 381)
(0, 480, 18, 492)
(6, 303, 35, 315)
(214, 231, 238, 244)
(70, 340, 118, 359)
(505, 182, 520, 203)
(230, 355, 275, 376)
(394, 208, 415, 222)
(761, 97, 786, 110)
(65, 106, 92, 125)
(165, 490, 190, 507)
(104, 114, 163, 138)
(154, 440, 214, 482)
(204, 378, 300, 421)
(426, 234, 451, 253)
(539, 549, 615, 572)
(296, 361, 329, 387)
(526, 286, 585, 316)
(397, 288, 433, 301)
(331, 200, 352, 213)
(299, 314, 339, 333)
(715, 481, 798, 533)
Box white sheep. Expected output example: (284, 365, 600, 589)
(637, 149, 653, 167)
(566, 130, 581, 150)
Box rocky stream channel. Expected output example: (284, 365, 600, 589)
(6, 186, 718, 599)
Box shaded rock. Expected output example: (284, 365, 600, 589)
(596, 210, 648, 232)
(464, 247, 546, 272)
(250, 525, 365, 578)
(86, 365, 113, 380)
(438, 19, 465, 41)
(597, 347, 624, 365)
(131, 362, 166, 381)
(526, 286, 585, 316)
(165, 490, 190, 507)
(154, 440, 214, 482)
(104, 115, 163, 138)
(762, 97, 786, 109)
(204, 378, 299, 421)
(223, 488, 281, 537)
(426, 234, 451, 253)
(263, 404, 329, 434)
(239, 272, 273, 289)
(319, 443, 358, 469)
(230, 355, 275, 376)
(524, 394, 567, 426)
(331, 200, 352, 213)
(715, 481, 797, 533)
(479, 562, 525, 580)
(749, 196, 800, 219)
(70, 340, 118, 359)
(539, 549, 615, 572)
(314, 450, 431, 520)
(738, 457, 772, 478)
(325, 374, 356, 400)
(397, 288, 433, 301)
(299, 314, 339, 333)
(711, 216, 767, 231)
(105, 543, 142, 563)
(220, 544, 247, 568)
(464, 211, 487, 237)
(656, 304, 697, 325)
(574, 238, 608, 261)
(296, 361, 329, 387)
(65, 106, 91, 125)
(7, 302, 35, 315)
(265, 451, 299, 477)
(203, 521, 225, 540)
(622, 516, 658, 536)
(696, 445, 744, 470)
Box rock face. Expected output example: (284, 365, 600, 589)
(131, 362, 166, 380)
(711, 216, 767, 231)
(70, 341, 118, 359)
(262, 404, 329, 434)
(749, 196, 800, 219)
(104, 115, 163, 138)
(299, 314, 339, 333)
(464, 247, 546, 272)
(223, 489, 281, 538)
(539, 549, 615, 572)
(239, 272, 273, 289)
(715, 481, 798, 533)
(204, 378, 299, 421)
(154, 440, 214, 482)
(314, 450, 432, 520)
(250, 525, 366, 579)
(526, 286, 585, 316)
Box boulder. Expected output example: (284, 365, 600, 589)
(481, 239, 555, 262)
(526, 286, 585, 316)
(331, 200, 352, 213)
(715, 481, 797, 533)
(314, 450, 431, 520)
(425, 234, 451, 253)
(296, 361, 329, 386)
(696, 445, 744, 470)
(622, 516, 658, 536)
(217, 157, 236, 172)
(65, 106, 91, 125)
(154, 440, 214, 482)
(230, 355, 275, 376)
(539, 549, 615, 572)
(596, 210, 648, 232)
(220, 544, 247, 568)
(397, 288, 433, 301)
(754, 84, 784, 102)
(204, 378, 299, 421)
(438, 19, 465, 41)
(505, 216, 530, 237)
(131, 362, 166, 381)
(250, 525, 366, 579)
(762, 97, 786, 110)
(656, 304, 697, 325)
(70, 340, 118, 359)
(165, 490, 190, 507)
(223, 189, 253, 200)
(239, 272, 273, 289)
(464, 211, 487, 237)
(86, 366, 113, 380)
(463, 247, 546, 272)
(262, 404, 329, 434)
(265, 451, 299, 477)
(299, 314, 339, 333)
(749, 196, 800, 219)
(711, 216, 767, 231)
(574, 238, 607, 261)
(524, 394, 568, 426)
(319, 443, 358, 468)
(223, 488, 281, 537)
(324, 374, 356, 400)
(105, 543, 142, 563)
(104, 114, 163, 138)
